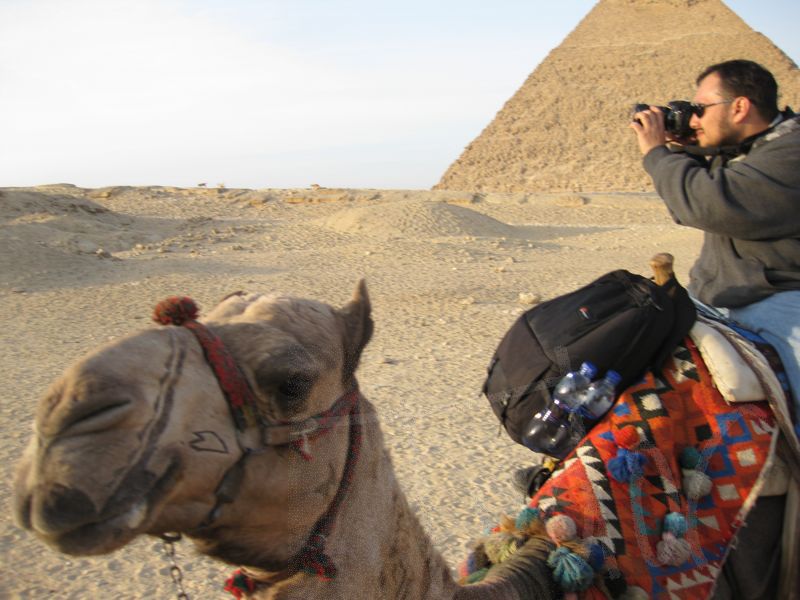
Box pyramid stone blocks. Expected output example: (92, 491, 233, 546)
(436, 0, 800, 193)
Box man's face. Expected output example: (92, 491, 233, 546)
(689, 72, 740, 147)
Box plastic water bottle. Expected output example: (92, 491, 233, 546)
(553, 362, 598, 406)
(522, 362, 597, 458)
(581, 370, 622, 420)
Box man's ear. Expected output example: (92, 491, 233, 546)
(339, 280, 373, 382)
(731, 96, 753, 124)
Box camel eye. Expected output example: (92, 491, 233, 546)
(276, 375, 313, 405)
(254, 346, 316, 414)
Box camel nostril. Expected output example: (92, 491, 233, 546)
(34, 484, 98, 535)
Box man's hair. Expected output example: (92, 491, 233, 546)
(696, 59, 779, 122)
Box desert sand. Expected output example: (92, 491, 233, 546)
(0, 184, 702, 598)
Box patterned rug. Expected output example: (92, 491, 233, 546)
(463, 339, 784, 598)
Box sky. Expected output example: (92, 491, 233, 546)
(1, 0, 798, 190)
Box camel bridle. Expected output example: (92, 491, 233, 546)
(152, 296, 363, 598)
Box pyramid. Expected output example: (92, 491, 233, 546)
(435, 0, 800, 193)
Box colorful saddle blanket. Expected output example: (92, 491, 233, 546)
(533, 340, 777, 597)
(465, 339, 788, 598)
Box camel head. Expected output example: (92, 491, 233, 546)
(13, 281, 373, 568)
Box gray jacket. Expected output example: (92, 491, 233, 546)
(643, 112, 800, 308)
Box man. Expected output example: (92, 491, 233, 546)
(631, 59, 800, 419)
(513, 59, 800, 501)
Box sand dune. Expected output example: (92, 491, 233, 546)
(316, 200, 523, 240)
(0, 184, 702, 598)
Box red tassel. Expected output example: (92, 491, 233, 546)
(224, 569, 256, 598)
(152, 296, 199, 326)
(295, 533, 337, 580)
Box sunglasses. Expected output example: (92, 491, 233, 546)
(691, 99, 734, 117)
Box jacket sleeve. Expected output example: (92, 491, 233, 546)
(642, 139, 800, 241)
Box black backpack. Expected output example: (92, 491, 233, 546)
(483, 269, 696, 446)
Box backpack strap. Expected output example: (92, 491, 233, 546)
(651, 276, 697, 373)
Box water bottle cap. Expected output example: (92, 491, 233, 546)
(606, 370, 622, 385)
(580, 361, 598, 379)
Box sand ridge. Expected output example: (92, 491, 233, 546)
(315, 199, 523, 240)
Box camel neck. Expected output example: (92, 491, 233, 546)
(230, 397, 459, 599)
(302, 396, 459, 599)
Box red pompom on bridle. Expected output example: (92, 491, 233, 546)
(152, 296, 199, 326)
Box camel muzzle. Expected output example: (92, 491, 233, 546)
(15, 454, 183, 556)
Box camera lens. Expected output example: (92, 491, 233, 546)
(665, 100, 695, 138)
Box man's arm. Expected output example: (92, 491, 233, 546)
(643, 140, 800, 240)
(630, 108, 800, 240)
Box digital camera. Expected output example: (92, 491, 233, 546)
(632, 100, 696, 139)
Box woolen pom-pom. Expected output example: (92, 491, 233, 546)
(656, 532, 692, 566)
(682, 469, 713, 500)
(613, 426, 640, 450)
(546, 514, 578, 544)
(483, 532, 520, 564)
(608, 448, 646, 483)
(459, 550, 487, 578)
(679, 446, 702, 470)
(547, 546, 595, 592)
(515, 506, 540, 531)
(586, 542, 605, 571)
(469, 543, 490, 571)
(152, 296, 199, 326)
(457, 558, 469, 579)
(663, 512, 688, 537)
(465, 567, 489, 584)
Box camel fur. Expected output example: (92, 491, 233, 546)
(13, 282, 559, 599)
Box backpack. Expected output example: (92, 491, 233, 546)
(483, 269, 696, 447)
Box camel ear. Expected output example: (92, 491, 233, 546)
(340, 279, 373, 381)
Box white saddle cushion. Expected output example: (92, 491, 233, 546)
(689, 320, 765, 403)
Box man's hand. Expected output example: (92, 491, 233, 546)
(630, 106, 668, 156)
